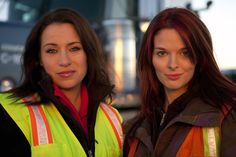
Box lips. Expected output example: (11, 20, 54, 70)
(166, 73, 182, 80)
(57, 70, 75, 77)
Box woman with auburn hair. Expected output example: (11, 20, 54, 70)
(0, 8, 123, 156)
(124, 7, 236, 157)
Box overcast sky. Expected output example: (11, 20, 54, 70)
(195, 0, 236, 70)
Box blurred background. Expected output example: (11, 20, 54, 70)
(0, 0, 236, 122)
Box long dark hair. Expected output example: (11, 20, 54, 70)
(138, 7, 236, 119)
(10, 8, 113, 103)
(124, 8, 236, 153)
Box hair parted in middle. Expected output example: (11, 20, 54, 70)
(12, 8, 114, 103)
(138, 7, 236, 118)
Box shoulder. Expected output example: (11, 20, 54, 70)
(221, 107, 236, 127)
(123, 116, 154, 156)
(0, 92, 12, 102)
(0, 92, 21, 109)
(123, 115, 141, 134)
(182, 98, 218, 114)
(98, 103, 123, 150)
(99, 103, 123, 123)
(221, 109, 236, 156)
(0, 102, 31, 156)
(123, 115, 151, 138)
(0, 92, 26, 106)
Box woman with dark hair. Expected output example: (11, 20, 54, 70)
(124, 7, 236, 157)
(0, 8, 123, 156)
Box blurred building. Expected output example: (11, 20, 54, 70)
(0, 0, 105, 89)
(1, 0, 219, 122)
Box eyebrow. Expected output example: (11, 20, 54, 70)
(153, 47, 166, 51)
(153, 47, 187, 51)
(68, 41, 81, 46)
(178, 48, 188, 52)
(42, 41, 81, 48)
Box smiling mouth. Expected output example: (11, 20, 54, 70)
(57, 71, 75, 77)
(166, 74, 182, 80)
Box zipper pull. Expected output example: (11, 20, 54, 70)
(160, 112, 166, 126)
(88, 150, 93, 157)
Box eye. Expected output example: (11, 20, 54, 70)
(70, 46, 81, 52)
(154, 50, 167, 57)
(46, 48, 57, 54)
(180, 49, 190, 57)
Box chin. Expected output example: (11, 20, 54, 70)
(57, 83, 79, 90)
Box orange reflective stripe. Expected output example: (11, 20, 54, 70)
(27, 106, 39, 146)
(23, 96, 53, 146)
(128, 138, 139, 157)
(100, 103, 123, 149)
(177, 127, 204, 157)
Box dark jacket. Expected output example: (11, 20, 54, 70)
(0, 82, 113, 157)
(124, 98, 236, 157)
(123, 116, 153, 157)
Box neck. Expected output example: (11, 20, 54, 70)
(164, 88, 186, 111)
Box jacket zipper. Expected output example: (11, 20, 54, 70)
(160, 111, 166, 126)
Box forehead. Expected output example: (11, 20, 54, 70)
(154, 28, 186, 48)
(41, 23, 80, 44)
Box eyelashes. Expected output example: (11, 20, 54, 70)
(44, 46, 82, 54)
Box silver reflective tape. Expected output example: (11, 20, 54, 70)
(100, 103, 123, 146)
(31, 106, 49, 145)
(207, 128, 217, 156)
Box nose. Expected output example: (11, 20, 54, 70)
(168, 54, 178, 70)
(58, 51, 71, 67)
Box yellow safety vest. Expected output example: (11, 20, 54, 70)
(0, 93, 123, 157)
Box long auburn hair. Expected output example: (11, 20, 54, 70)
(9, 8, 113, 103)
(138, 7, 236, 119)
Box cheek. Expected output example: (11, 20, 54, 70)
(152, 62, 166, 82)
(189, 68, 195, 79)
(74, 58, 87, 68)
(80, 58, 87, 67)
(184, 62, 195, 72)
(156, 72, 165, 83)
(153, 60, 165, 74)
(41, 58, 54, 74)
(184, 64, 196, 80)
(76, 55, 87, 69)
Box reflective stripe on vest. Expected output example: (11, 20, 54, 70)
(177, 127, 220, 157)
(22, 96, 53, 146)
(100, 103, 123, 149)
(203, 127, 220, 156)
(22, 97, 123, 149)
(0, 93, 122, 156)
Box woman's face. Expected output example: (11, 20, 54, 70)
(152, 28, 195, 103)
(40, 23, 87, 91)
